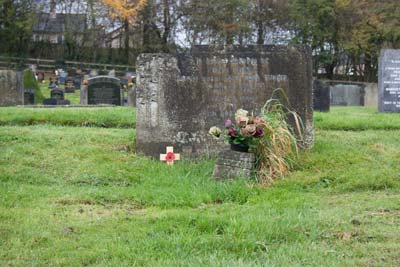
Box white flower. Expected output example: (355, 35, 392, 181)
(209, 126, 222, 139)
(235, 109, 248, 124)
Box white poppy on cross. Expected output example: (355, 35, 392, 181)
(160, 146, 180, 165)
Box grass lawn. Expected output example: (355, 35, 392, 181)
(0, 107, 135, 128)
(0, 107, 399, 266)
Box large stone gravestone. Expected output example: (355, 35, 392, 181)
(0, 70, 24, 106)
(136, 45, 313, 158)
(330, 82, 365, 106)
(313, 80, 330, 112)
(379, 49, 400, 112)
(81, 76, 122, 105)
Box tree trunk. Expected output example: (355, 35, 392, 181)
(162, 0, 170, 52)
(124, 19, 130, 64)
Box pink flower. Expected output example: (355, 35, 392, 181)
(225, 119, 233, 128)
(237, 116, 249, 126)
(241, 124, 256, 137)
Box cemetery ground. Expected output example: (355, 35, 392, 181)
(0, 107, 399, 266)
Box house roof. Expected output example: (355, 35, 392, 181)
(33, 13, 86, 34)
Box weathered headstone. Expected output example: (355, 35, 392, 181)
(0, 70, 24, 106)
(24, 88, 35, 105)
(213, 150, 256, 179)
(379, 49, 400, 112)
(136, 45, 313, 158)
(313, 79, 330, 112)
(330, 82, 365, 106)
(81, 76, 122, 105)
(127, 86, 136, 107)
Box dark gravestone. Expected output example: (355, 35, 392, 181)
(136, 45, 314, 158)
(57, 99, 71, 105)
(73, 76, 82, 89)
(51, 88, 64, 101)
(43, 88, 69, 105)
(24, 88, 35, 105)
(87, 76, 122, 105)
(43, 98, 57, 105)
(379, 49, 400, 112)
(313, 80, 330, 112)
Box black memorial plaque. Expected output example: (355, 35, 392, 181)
(87, 76, 121, 105)
(379, 49, 400, 112)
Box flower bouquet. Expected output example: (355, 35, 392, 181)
(209, 109, 266, 152)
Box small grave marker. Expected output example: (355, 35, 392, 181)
(160, 146, 180, 165)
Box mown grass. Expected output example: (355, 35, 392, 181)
(0, 107, 399, 266)
(0, 107, 135, 128)
(315, 106, 400, 130)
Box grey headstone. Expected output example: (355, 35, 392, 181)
(313, 80, 330, 112)
(136, 45, 314, 158)
(0, 70, 24, 106)
(379, 49, 400, 112)
(213, 150, 256, 179)
(85, 76, 122, 105)
(330, 82, 365, 106)
(127, 86, 136, 107)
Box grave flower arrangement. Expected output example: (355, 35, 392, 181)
(209, 109, 266, 151)
(209, 89, 304, 186)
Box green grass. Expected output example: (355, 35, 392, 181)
(0, 107, 135, 128)
(315, 107, 400, 130)
(0, 107, 399, 266)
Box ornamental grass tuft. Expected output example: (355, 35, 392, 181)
(255, 88, 303, 185)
